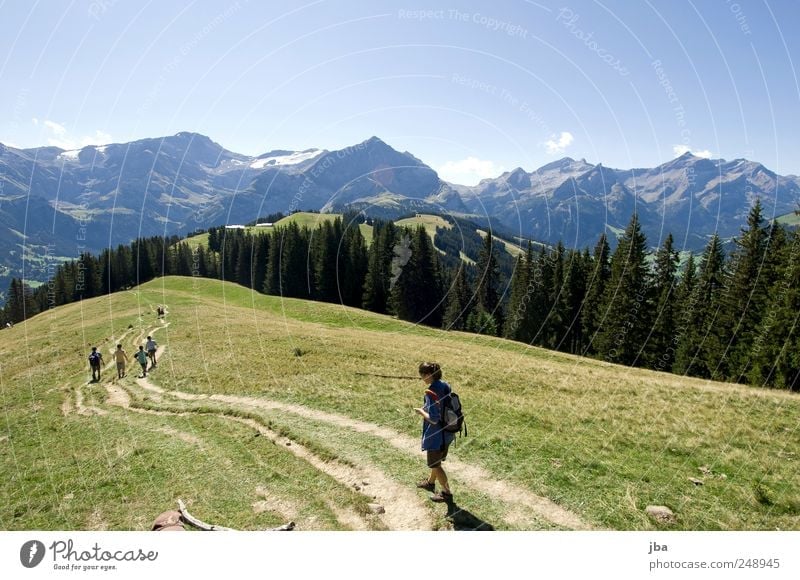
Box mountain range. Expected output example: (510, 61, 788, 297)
(1, 131, 799, 292)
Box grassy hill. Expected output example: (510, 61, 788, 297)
(1, 276, 798, 531)
(477, 229, 524, 258)
(776, 211, 800, 227)
(184, 212, 373, 249)
(184, 213, 522, 261)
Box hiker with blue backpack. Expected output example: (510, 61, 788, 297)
(414, 361, 464, 504)
(88, 347, 103, 382)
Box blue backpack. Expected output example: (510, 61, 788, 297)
(89, 351, 101, 365)
(425, 387, 467, 437)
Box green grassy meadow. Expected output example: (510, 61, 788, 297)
(1, 276, 799, 531)
(776, 211, 800, 227)
(476, 229, 524, 257)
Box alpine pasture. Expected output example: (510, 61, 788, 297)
(1, 276, 798, 531)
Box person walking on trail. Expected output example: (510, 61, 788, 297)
(134, 346, 149, 378)
(145, 335, 157, 369)
(88, 347, 103, 382)
(414, 361, 455, 503)
(114, 344, 129, 379)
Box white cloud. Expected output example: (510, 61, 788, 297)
(673, 145, 713, 158)
(438, 157, 505, 186)
(44, 120, 67, 136)
(36, 119, 113, 150)
(544, 131, 574, 155)
(80, 130, 113, 148)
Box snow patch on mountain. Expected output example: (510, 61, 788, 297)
(59, 149, 81, 161)
(250, 149, 323, 169)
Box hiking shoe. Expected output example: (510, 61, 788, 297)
(416, 480, 435, 492)
(429, 491, 453, 503)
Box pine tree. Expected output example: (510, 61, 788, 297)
(668, 252, 697, 373)
(544, 241, 566, 349)
(4, 278, 26, 323)
(280, 223, 311, 298)
(647, 234, 679, 371)
(716, 200, 773, 381)
(177, 243, 194, 277)
(444, 264, 473, 331)
(251, 235, 270, 294)
(466, 309, 498, 335)
(748, 224, 799, 389)
(340, 223, 368, 307)
(362, 221, 397, 313)
(528, 246, 554, 346)
(220, 231, 240, 282)
(208, 227, 221, 253)
(557, 249, 588, 354)
(390, 226, 443, 326)
(77, 252, 102, 299)
(235, 235, 253, 288)
(114, 245, 133, 291)
(594, 214, 652, 366)
(98, 249, 113, 294)
(503, 252, 530, 339)
(133, 239, 155, 284)
(580, 234, 611, 355)
(314, 221, 339, 303)
(673, 234, 727, 378)
(53, 267, 70, 306)
(264, 229, 283, 295)
(474, 231, 500, 331)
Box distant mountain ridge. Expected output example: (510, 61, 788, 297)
(1, 132, 799, 292)
(457, 152, 800, 249)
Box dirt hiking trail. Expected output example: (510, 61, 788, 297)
(75, 322, 594, 530)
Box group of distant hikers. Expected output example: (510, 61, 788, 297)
(89, 337, 158, 381)
(88, 303, 464, 509)
(88, 307, 163, 382)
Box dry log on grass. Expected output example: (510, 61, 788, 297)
(177, 499, 295, 531)
(355, 372, 417, 380)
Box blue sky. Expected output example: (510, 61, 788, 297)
(1, 0, 799, 185)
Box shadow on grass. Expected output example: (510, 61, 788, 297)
(444, 500, 494, 531)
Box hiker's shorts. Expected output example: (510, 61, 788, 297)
(116, 362, 125, 372)
(426, 445, 449, 468)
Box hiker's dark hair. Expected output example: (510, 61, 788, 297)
(419, 362, 442, 381)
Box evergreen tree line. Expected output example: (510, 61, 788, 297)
(3, 202, 798, 391)
(502, 200, 800, 390)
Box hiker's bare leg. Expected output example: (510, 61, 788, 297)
(431, 466, 450, 493)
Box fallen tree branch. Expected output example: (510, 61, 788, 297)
(177, 499, 295, 531)
(178, 499, 235, 531)
(355, 372, 417, 380)
(268, 522, 296, 531)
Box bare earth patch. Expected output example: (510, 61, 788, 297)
(105, 384, 131, 408)
(229, 416, 432, 531)
(252, 486, 297, 521)
(61, 391, 73, 416)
